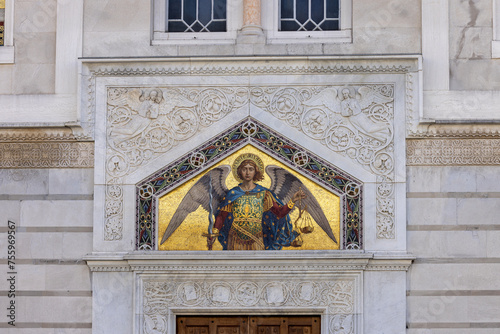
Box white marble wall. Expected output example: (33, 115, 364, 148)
(1, 0, 58, 94)
(1, 0, 500, 333)
(82, 0, 421, 58)
(0, 168, 94, 332)
(406, 165, 500, 332)
(449, 0, 500, 90)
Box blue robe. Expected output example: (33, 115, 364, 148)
(215, 184, 298, 250)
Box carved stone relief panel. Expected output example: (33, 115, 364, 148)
(139, 274, 360, 334)
(407, 138, 500, 165)
(104, 84, 394, 244)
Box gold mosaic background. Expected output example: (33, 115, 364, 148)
(158, 145, 340, 250)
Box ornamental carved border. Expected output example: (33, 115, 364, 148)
(407, 139, 500, 165)
(140, 276, 358, 334)
(0, 142, 94, 168)
(104, 84, 396, 242)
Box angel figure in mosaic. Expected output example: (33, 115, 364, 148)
(160, 153, 337, 250)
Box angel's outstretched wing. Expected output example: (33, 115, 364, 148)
(159, 90, 198, 115)
(266, 165, 337, 244)
(124, 89, 147, 112)
(357, 86, 393, 110)
(160, 165, 230, 245)
(302, 87, 341, 113)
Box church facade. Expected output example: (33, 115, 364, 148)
(1, 1, 500, 333)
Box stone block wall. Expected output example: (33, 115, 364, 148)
(82, 0, 421, 58)
(0, 160, 94, 331)
(406, 140, 500, 332)
(450, 0, 500, 90)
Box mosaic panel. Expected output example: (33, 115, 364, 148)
(137, 117, 362, 250)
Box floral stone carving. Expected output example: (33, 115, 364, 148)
(142, 278, 356, 334)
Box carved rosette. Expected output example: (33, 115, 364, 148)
(142, 279, 355, 334)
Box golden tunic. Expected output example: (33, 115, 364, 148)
(226, 190, 275, 250)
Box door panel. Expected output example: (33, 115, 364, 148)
(177, 316, 319, 334)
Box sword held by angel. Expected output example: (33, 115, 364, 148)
(160, 153, 337, 250)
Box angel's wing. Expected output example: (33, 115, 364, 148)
(123, 89, 146, 112)
(160, 165, 230, 244)
(159, 90, 198, 115)
(266, 165, 337, 243)
(302, 87, 341, 113)
(357, 86, 393, 110)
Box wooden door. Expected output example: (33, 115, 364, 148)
(177, 316, 320, 334)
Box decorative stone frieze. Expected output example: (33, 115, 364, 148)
(0, 142, 94, 168)
(85, 252, 412, 334)
(407, 138, 500, 165)
(141, 277, 356, 334)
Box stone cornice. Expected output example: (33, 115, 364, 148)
(0, 127, 91, 142)
(85, 251, 414, 272)
(407, 124, 500, 138)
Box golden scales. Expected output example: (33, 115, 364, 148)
(291, 189, 314, 247)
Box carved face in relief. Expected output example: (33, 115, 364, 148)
(342, 88, 351, 100)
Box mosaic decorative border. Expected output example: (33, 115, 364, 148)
(136, 117, 363, 250)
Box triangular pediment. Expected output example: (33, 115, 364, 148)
(137, 117, 362, 250)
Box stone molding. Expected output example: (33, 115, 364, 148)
(0, 142, 94, 168)
(407, 138, 500, 166)
(408, 123, 500, 138)
(364, 259, 413, 271)
(85, 252, 413, 272)
(0, 128, 83, 142)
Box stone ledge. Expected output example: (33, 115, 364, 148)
(85, 251, 414, 272)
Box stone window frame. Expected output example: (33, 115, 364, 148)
(262, 0, 352, 44)
(0, 0, 14, 64)
(493, 0, 500, 58)
(151, 0, 241, 45)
